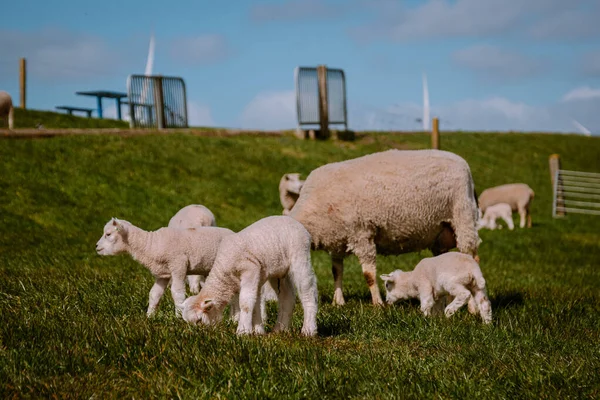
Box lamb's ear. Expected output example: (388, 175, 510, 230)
(112, 218, 126, 233)
(380, 274, 392, 281)
(200, 299, 213, 312)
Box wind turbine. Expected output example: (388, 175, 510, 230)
(137, 32, 155, 124)
(572, 119, 592, 136)
(422, 72, 430, 131)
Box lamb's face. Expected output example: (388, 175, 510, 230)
(182, 294, 224, 325)
(380, 270, 411, 304)
(96, 218, 128, 256)
(282, 173, 305, 195)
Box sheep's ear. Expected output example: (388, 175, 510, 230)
(380, 274, 392, 281)
(200, 299, 213, 312)
(111, 218, 126, 233)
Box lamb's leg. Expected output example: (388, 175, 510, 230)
(187, 275, 203, 295)
(229, 293, 240, 323)
(237, 271, 261, 335)
(331, 254, 345, 306)
(271, 277, 295, 334)
(170, 269, 188, 317)
(419, 289, 436, 317)
(252, 299, 265, 335)
(353, 238, 383, 306)
(474, 289, 492, 324)
(147, 277, 169, 316)
(289, 260, 319, 337)
(444, 285, 472, 318)
(502, 214, 514, 230)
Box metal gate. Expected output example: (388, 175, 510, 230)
(126, 75, 188, 129)
(295, 66, 347, 130)
(552, 168, 600, 217)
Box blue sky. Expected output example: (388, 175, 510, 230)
(1, 0, 600, 133)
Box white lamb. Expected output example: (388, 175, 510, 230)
(96, 218, 234, 317)
(167, 204, 217, 294)
(381, 252, 492, 324)
(182, 215, 318, 337)
(477, 203, 514, 230)
(0, 91, 14, 129)
(289, 149, 480, 306)
(478, 183, 535, 228)
(279, 173, 304, 215)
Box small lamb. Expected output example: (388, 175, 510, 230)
(478, 203, 514, 231)
(182, 215, 318, 336)
(96, 218, 234, 317)
(279, 173, 304, 215)
(167, 204, 217, 294)
(0, 91, 14, 129)
(381, 252, 492, 324)
(478, 183, 535, 228)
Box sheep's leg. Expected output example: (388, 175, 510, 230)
(252, 298, 265, 335)
(353, 239, 383, 306)
(419, 289, 436, 317)
(272, 277, 295, 334)
(474, 289, 492, 324)
(453, 202, 480, 262)
(237, 271, 261, 335)
(467, 296, 479, 314)
(331, 254, 345, 306)
(289, 259, 319, 337)
(444, 285, 472, 318)
(187, 275, 204, 295)
(147, 277, 169, 316)
(518, 206, 527, 229)
(170, 269, 188, 317)
(501, 214, 514, 230)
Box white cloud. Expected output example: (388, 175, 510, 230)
(187, 102, 215, 126)
(238, 90, 296, 130)
(170, 34, 230, 66)
(452, 44, 543, 79)
(251, 0, 340, 22)
(562, 86, 600, 102)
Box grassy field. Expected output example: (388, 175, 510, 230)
(0, 130, 599, 399)
(9, 108, 129, 129)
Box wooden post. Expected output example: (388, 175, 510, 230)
(316, 64, 329, 139)
(19, 58, 27, 109)
(549, 154, 565, 216)
(153, 76, 165, 129)
(431, 117, 440, 149)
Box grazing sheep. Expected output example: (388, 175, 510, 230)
(477, 203, 514, 230)
(279, 173, 305, 215)
(167, 204, 217, 294)
(289, 149, 480, 306)
(478, 183, 534, 228)
(381, 252, 492, 324)
(182, 215, 318, 337)
(96, 218, 234, 317)
(0, 91, 14, 129)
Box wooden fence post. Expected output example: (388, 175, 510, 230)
(431, 117, 440, 149)
(549, 154, 565, 216)
(19, 58, 27, 109)
(316, 64, 329, 139)
(153, 76, 165, 129)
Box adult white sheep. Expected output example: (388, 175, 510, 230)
(167, 204, 217, 294)
(0, 91, 14, 129)
(478, 183, 534, 228)
(477, 203, 514, 230)
(182, 215, 318, 337)
(96, 218, 234, 317)
(381, 252, 492, 324)
(279, 173, 305, 215)
(289, 149, 480, 306)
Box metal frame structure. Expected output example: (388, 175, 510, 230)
(552, 168, 600, 217)
(294, 66, 348, 130)
(126, 75, 188, 129)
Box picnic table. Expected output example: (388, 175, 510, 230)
(75, 90, 128, 120)
(56, 106, 94, 118)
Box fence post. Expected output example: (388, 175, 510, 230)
(316, 64, 329, 139)
(153, 76, 165, 129)
(431, 117, 440, 149)
(549, 154, 565, 216)
(19, 58, 27, 109)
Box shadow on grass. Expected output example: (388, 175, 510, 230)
(491, 290, 524, 310)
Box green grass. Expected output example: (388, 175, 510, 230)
(10, 108, 129, 129)
(0, 131, 599, 399)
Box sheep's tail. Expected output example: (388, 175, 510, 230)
(8, 105, 14, 129)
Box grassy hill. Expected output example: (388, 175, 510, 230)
(0, 131, 599, 398)
(10, 108, 129, 129)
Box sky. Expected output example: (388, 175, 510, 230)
(1, 0, 600, 133)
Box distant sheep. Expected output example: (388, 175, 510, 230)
(289, 149, 480, 306)
(168, 204, 217, 294)
(478, 203, 514, 230)
(182, 216, 318, 337)
(381, 252, 492, 324)
(479, 183, 535, 228)
(0, 91, 14, 129)
(96, 218, 234, 317)
(279, 173, 304, 215)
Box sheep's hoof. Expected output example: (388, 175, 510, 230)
(332, 291, 346, 306)
(301, 327, 318, 337)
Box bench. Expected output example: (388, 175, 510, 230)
(56, 106, 94, 118)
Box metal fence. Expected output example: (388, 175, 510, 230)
(295, 66, 347, 129)
(126, 75, 188, 129)
(552, 169, 600, 217)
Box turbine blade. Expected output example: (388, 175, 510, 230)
(572, 119, 592, 136)
(422, 72, 430, 131)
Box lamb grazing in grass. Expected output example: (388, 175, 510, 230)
(478, 183, 535, 228)
(167, 204, 217, 294)
(289, 149, 480, 306)
(381, 252, 492, 324)
(96, 218, 234, 317)
(477, 203, 514, 231)
(182, 215, 318, 337)
(279, 173, 305, 215)
(0, 91, 14, 129)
